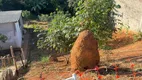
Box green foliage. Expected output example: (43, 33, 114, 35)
(0, 0, 24, 10)
(0, 0, 2, 7)
(0, 0, 68, 14)
(22, 10, 32, 20)
(36, 11, 75, 53)
(23, 0, 68, 14)
(75, 0, 116, 47)
(50, 0, 68, 10)
(133, 31, 142, 42)
(24, 0, 48, 13)
(68, 0, 79, 8)
(41, 56, 49, 63)
(36, 0, 118, 53)
(67, 0, 80, 15)
(0, 33, 7, 43)
(38, 14, 53, 22)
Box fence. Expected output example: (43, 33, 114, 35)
(0, 54, 14, 68)
(0, 46, 25, 72)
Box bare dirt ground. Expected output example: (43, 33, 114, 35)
(22, 30, 142, 80)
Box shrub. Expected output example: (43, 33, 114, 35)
(36, 11, 74, 53)
(22, 10, 32, 20)
(41, 56, 49, 63)
(133, 31, 142, 42)
(36, 0, 118, 53)
(38, 14, 53, 22)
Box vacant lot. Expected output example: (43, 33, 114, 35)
(20, 30, 142, 80)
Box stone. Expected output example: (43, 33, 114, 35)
(70, 30, 100, 71)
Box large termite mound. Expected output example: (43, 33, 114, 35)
(70, 30, 100, 71)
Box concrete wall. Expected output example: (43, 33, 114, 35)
(0, 23, 17, 49)
(0, 22, 22, 50)
(115, 0, 142, 32)
(0, 23, 15, 33)
(15, 22, 22, 48)
(19, 16, 23, 31)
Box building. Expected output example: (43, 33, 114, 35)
(0, 10, 23, 50)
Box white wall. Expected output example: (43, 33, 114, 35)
(0, 23, 15, 32)
(0, 23, 17, 49)
(0, 22, 22, 50)
(115, 0, 142, 32)
(15, 22, 22, 48)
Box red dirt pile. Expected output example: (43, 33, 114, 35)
(70, 30, 100, 71)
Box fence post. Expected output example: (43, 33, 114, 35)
(3, 56, 6, 67)
(21, 48, 26, 65)
(21, 48, 26, 61)
(1, 56, 3, 68)
(7, 54, 11, 66)
(10, 46, 18, 76)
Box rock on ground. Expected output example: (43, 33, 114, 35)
(70, 30, 100, 71)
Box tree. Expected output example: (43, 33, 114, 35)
(0, 0, 68, 14)
(23, 0, 68, 14)
(36, 11, 74, 53)
(0, 0, 24, 10)
(75, 0, 116, 47)
(24, 0, 48, 14)
(36, 0, 117, 53)
(67, 0, 80, 15)
(0, 0, 2, 7)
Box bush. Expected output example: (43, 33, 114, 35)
(36, 0, 118, 53)
(36, 11, 74, 53)
(41, 56, 49, 63)
(22, 10, 32, 20)
(133, 31, 142, 42)
(38, 14, 53, 22)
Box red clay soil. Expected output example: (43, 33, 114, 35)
(23, 31, 142, 80)
(24, 61, 72, 80)
(107, 30, 135, 49)
(70, 30, 100, 71)
(111, 41, 142, 61)
(108, 31, 142, 60)
(25, 72, 72, 80)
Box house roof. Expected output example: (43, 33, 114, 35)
(0, 10, 22, 24)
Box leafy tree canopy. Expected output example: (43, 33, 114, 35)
(35, 0, 117, 53)
(0, 0, 68, 14)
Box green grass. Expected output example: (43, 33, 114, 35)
(40, 56, 50, 63)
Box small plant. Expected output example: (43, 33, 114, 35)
(22, 10, 32, 20)
(41, 56, 50, 63)
(0, 33, 7, 43)
(133, 31, 142, 42)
